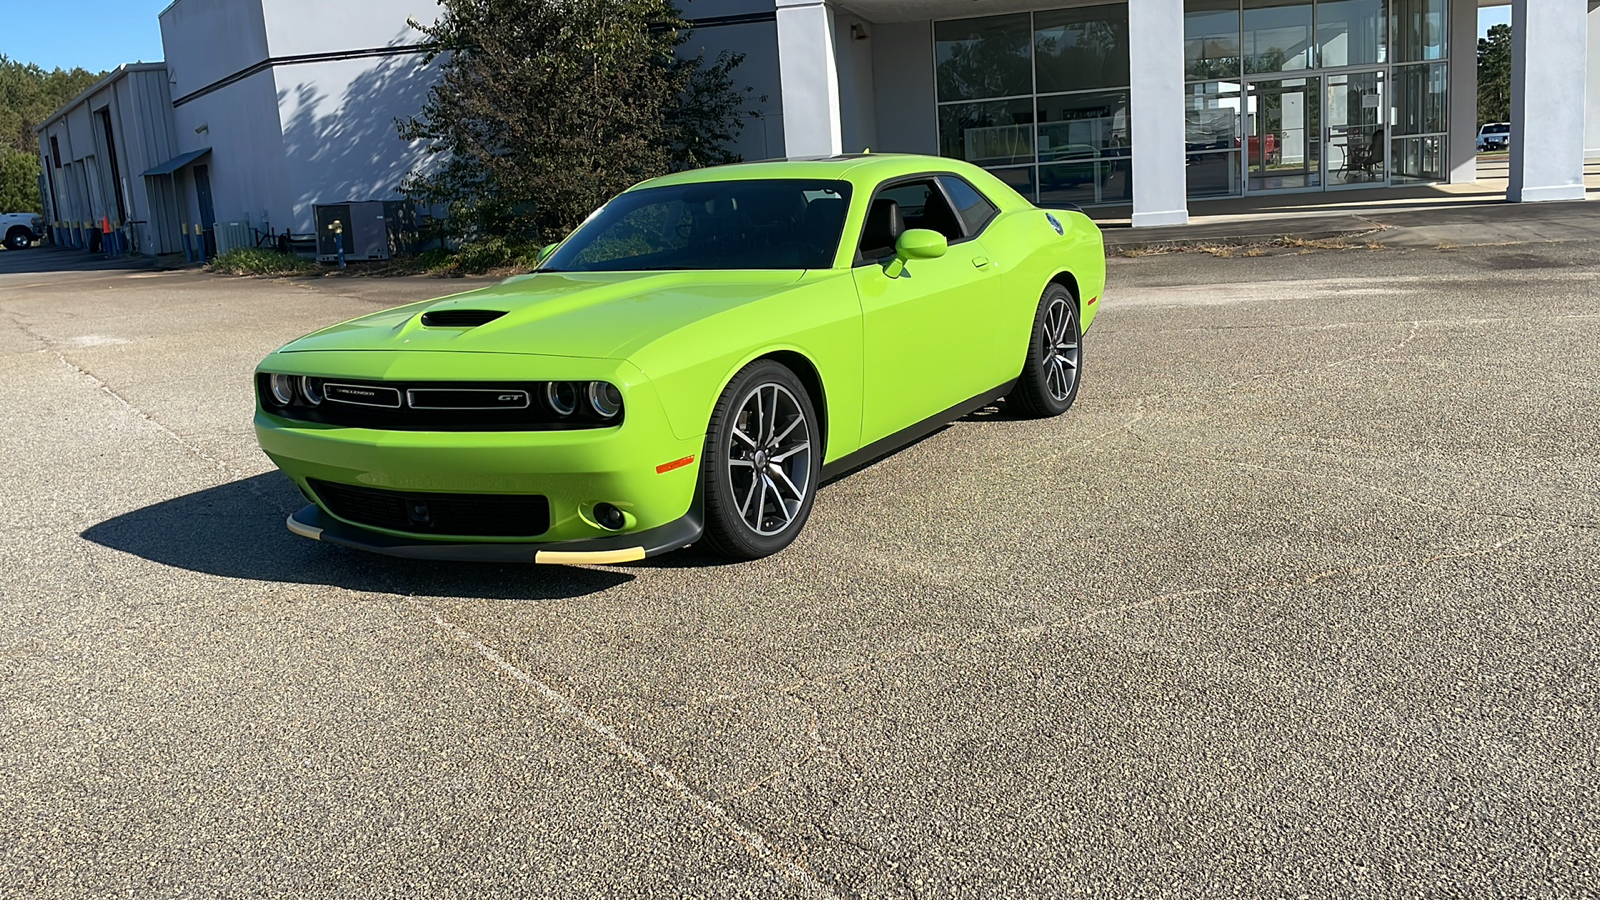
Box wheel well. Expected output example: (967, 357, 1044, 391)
(759, 350, 827, 456)
(1049, 270, 1080, 301)
(5, 226, 29, 239)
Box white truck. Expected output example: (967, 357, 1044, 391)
(2, 212, 43, 251)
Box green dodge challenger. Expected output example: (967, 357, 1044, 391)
(254, 154, 1106, 563)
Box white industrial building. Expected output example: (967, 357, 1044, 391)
(34, 0, 1600, 253)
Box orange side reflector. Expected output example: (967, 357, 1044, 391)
(1086, 295, 1100, 306)
(655, 455, 695, 474)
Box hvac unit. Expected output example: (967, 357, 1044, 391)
(313, 201, 419, 262)
(215, 221, 253, 255)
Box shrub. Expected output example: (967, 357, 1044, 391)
(208, 248, 320, 276)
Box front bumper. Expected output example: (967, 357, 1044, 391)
(287, 503, 702, 563)
(254, 351, 705, 558)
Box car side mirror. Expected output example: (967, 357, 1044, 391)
(535, 243, 558, 264)
(885, 229, 947, 278)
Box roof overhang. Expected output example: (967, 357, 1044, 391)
(141, 147, 211, 177)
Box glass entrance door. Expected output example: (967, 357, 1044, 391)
(1326, 70, 1387, 188)
(1243, 77, 1322, 193)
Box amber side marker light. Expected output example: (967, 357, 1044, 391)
(656, 455, 695, 474)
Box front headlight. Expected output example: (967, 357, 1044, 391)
(267, 373, 295, 406)
(588, 382, 623, 419)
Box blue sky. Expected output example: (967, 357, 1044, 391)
(1, 1, 1519, 74)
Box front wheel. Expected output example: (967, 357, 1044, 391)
(699, 360, 820, 560)
(1006, 284, 1083, 418)
(5, 229, 32, 251)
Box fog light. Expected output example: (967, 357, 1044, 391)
(594, 502, 625, 531)
(267, 373, 295, 406)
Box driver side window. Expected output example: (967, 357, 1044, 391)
(856, 179, 965, 262)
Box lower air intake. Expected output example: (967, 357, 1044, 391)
(308, 479, 550, 537)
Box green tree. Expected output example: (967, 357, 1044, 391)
(0, 55, 104, 213)
(398, 0, 758, 245)
(1477, 23, 1512, 126)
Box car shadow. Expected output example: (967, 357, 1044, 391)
(81, 473, 631, 600)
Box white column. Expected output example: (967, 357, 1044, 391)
(1509, 0, 1588, 201)
(776, 0, 843, 158)
(1128, 0, 1188, 227)
(1446, 0, 1478, 183)
(1587, 1, 1600, 158)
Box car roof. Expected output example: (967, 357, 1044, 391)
(634, 153, 982, 190)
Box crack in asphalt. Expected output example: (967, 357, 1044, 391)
(423, 604, 844, 899)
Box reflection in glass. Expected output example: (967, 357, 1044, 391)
(1391, 0, 1447, 62)
(1033, 4, 1131, 94)
(1317, 0, 1386, 67)
(935, 15, 1033, 102)
(1247, 77, 1322, 190)
(938, 99, 1036, 166)
(1185, 81, 1242, 153)
(1392, 135, 1443, 182)
(1040, 159, 1131, 207)
(1185, 0, 1242, 81)
(1037, 91, 1131, 162)
(1243, 0, 1314, 72)
(1187, 151, 1241, 196)
(987, 165, 1038, 202)
(1392, 62, 1447, 135)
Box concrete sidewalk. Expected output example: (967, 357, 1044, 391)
(1096, 156, 1600, 250)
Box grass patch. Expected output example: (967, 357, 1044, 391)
(208, 248, 320, 276)
(417, 238, 544, 276)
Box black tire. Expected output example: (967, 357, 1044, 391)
(1006, 283, 1083, 418)
(700, 360, 821, 560)
(5, 228, 31, 251)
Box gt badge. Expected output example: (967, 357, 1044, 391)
(1046, 213, 1064, 235)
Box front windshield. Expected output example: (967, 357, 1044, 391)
(541, 179, 853, 272)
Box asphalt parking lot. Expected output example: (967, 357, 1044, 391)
(2, 239, 1596, 897)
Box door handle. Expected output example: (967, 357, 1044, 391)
(971, 256, 990, 268)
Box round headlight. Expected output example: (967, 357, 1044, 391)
(588, 382, 622, 419)
(300, 376, 324, 406)
(545, 382, 578, 416)
(267, 373, 295, 406)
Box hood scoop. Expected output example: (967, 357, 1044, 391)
(420, 308, 507, 328)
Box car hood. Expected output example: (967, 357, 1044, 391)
(277, 270, 810, 360)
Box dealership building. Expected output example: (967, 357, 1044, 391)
(35, 0, 1600, 254)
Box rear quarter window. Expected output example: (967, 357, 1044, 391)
(939, 176, 1000, 236)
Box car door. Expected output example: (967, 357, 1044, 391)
(851, 176, 1007, 447)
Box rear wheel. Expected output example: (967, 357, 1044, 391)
(1006, 283, 1082, 418)
(5, 228, 31, 251)
(700, 360, 820, 560)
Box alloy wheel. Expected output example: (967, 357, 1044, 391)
(1042, 296, 1080, 403)
(726, 383, 812, 536)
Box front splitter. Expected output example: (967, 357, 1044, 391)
(286, 504, 702, 564)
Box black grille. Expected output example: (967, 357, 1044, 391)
(308, 479, 550, 537)
(257, 375, 621, 431)
(421, 309, 507, 327)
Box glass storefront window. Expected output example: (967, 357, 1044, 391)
(1033, 4, 1130, 94)
(1186, 0, 1242, 81)
(935, 15, 1033, 102)
(1187, 152, 1242, 196)
(1185, 81, 1243, 152)
(1391, 62, 1446, 135)
(938, 99, 1036, 166)
(987, 166, 1038, 201)
(1041, 159, 1131, 206)
(1037, 91, 1131, 161)
(1392, 135, 1443, 182)
(1243, 0, 1314, 72)
(1317, 0, 1386, 67)
(1391, 0, 1446, 62)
